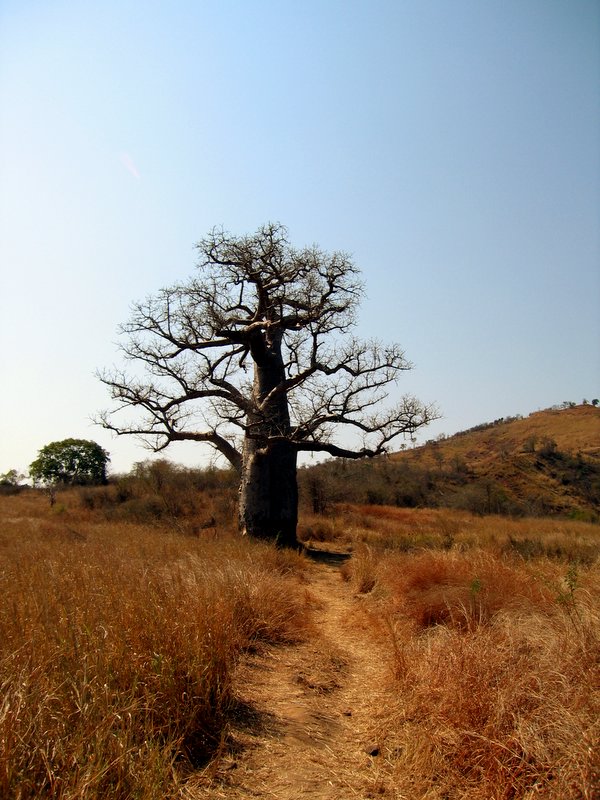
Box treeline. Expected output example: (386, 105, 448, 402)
(298, 442, 600, 520)
(64, 460, 237, 531)
(8, 436, 600, 524)
(299, 458, 520, 517)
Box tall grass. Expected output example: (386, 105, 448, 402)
(0, 492, 308, 799)
(330, 505, 599, 797)
(335, 503, 600, 560)
(375, 547, 599, 798)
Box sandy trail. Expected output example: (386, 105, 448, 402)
(189, 555, 397, 799)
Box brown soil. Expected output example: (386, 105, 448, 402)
(187, 554, 397, 799)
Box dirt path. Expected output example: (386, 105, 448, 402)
(188, 555, 397, 799)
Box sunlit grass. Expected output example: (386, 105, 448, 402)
(337, 506, 600, 799)
(3, 490, 599, 798)
(0, 491, 309, 799)
(333, 503, 600, 560)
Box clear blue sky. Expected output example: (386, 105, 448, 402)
(1, 0, 598, 476)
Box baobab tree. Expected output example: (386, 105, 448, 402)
(98, 223, 437, 547)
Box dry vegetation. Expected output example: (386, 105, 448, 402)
(334, 505, 600, 799)
(300, 404, 600, 519)
(0, 488, 308, 799)
(2, 478, 599, 799)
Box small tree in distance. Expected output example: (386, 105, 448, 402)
(98, 223, 437, 547)
(29, 439, 110, 487)
(0, 469, 24, 487)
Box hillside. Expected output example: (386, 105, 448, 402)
(300, 405, 600, 519)
(415, 403, 600, 464)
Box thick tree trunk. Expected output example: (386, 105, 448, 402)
(239, 437, 298, 547)
(238, 330, 299, 548)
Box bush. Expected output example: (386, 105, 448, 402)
(77, 462, 238, 527)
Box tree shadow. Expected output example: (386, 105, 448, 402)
(304, 547, 352, 566)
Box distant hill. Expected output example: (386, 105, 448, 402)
(416, 404, 600, 462)
(299, 405, 600, 519)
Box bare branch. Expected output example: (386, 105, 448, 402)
(98, 223, 436, 478)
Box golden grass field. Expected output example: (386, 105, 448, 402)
(0, 489, 308, 798)
(333, 504, 600, 799)
(1, 489, 599, 798)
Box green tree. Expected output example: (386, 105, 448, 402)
(0, 469, 23, 486)
(99, 223, 437, 547)
(29, 439, 109, 486)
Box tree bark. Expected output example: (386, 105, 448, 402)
(239, 437, 298, 547)
(238, 330, 299, 548)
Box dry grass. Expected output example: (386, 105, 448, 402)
(327, 505, 600, 797)
(338, 503, 600, 560)
(346, 514, 600, 799)
(0, 490, 309, 799)
(380, 550, 555, 630)
(3, 488, 599, 798)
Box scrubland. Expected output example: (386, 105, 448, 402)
(299, 404, 600, 519)
(1, 486, 599, 799)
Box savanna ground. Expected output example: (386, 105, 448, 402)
(1, 486, 599, 799)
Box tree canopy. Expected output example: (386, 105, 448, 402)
(29, 439, 110, 486)
(99, 223, 437, 544)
